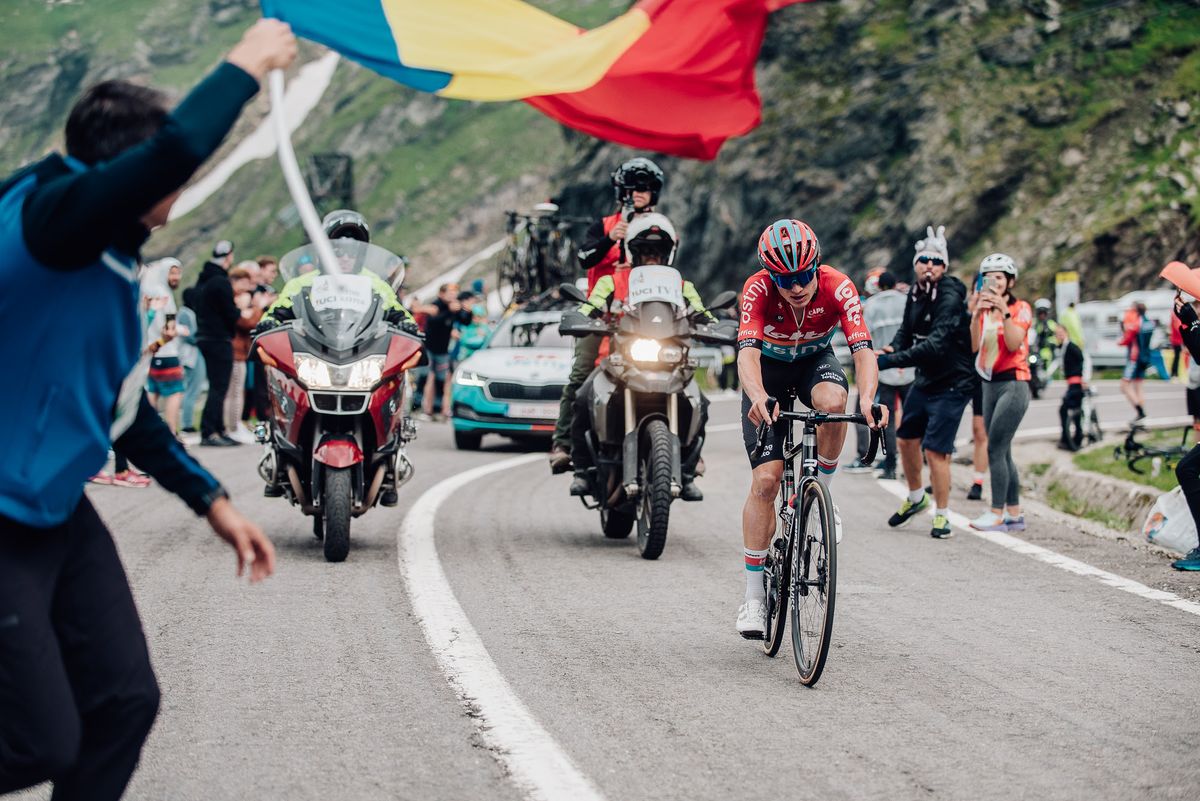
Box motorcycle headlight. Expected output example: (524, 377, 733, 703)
(294, 354, 385, 390)
(454, 368, 487, 387)
(659, 345, 683, 364)
(628, 338, 662, 363)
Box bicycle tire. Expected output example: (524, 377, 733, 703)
(762, 489, 793, 657)
(790, 478, 836, 686)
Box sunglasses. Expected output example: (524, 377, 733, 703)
(770, 268, 817, 291)
(916, 256, 945, 266)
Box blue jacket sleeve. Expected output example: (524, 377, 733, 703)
(114, 394, 226, 516)
(23, 62, 260, 269)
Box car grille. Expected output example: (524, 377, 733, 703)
(486, 381, 563, 402)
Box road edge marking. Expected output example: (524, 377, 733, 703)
(876, 479, 1200, 617)
(399, 453, 608, 801)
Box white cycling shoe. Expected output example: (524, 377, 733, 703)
(736, 599, 767, 639)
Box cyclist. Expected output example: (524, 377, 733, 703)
(262, 209, 414, 327)
(550, 157, 664, 473)
(736, 219, 886, 638)
(568, 213, 711, 502)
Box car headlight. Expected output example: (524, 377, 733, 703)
(628, 338, 662, 363)
(454, 368, 487, 387)
(294, 354, 385, 390)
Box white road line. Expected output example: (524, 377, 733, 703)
(399, 454, 608, 801)
(875, 480, 1200, 617)
(708, 422, 742, 432)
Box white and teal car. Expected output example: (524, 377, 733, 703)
(451, 309, 572, 450)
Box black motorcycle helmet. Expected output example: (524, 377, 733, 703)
(611, 157, 664, 206)
(322, 209, 371, 243)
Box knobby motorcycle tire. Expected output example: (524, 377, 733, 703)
(323, 467, 353, 563)
(637, 419, 674, 560)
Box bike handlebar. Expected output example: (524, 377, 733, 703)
(750, 396, 886, 465)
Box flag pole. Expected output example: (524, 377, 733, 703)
(269, 67, 337, 274)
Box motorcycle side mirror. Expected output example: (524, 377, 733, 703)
(707, 290, 738, 312)
(559, 282, 588, 304)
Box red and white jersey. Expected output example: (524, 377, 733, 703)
(737, 266, 872, 363)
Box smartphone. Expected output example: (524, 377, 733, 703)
(974, 271, 984, 294)
(988, 273, 1006, 293)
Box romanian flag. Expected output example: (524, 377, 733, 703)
(262, 0, 808, 159)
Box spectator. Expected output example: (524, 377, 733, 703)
(0, 20, 289, 800)
(1170, 291, 1200, 570)
(226, 264, 266, 443)
(1059, 300, 1085, 348)
(1056, 324, 1086, 451)
(245, 255, 278, 424)
(877, 225, 975, 539)
(456, 303, 492, 362)
(418, 283, 470, 420)
(969, 253, 1033, 532)
(193, 239, 241, 446)
(1171, 306, 1185, 379)
(141, 258, 185, 434)
(256, 254, 278, 289)
(1120, 301, 1151, 424)
(860, 270, 913, 481)
(177, 290, 205, 436)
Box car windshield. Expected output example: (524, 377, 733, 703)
(488, 312, 570, 349)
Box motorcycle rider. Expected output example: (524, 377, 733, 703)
(550, 157, 665, 473)
(737, 219, 886, 638)
(568, 213, 713, 502)
(261, 209, 415, 327)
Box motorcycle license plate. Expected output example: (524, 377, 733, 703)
(507, 402, 556, 419)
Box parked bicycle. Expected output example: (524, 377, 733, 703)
(751, 398, 883, 686)
(498, 202, 589, 305)
(1114, 425, 1190, 475)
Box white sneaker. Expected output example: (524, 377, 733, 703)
(833, 502, 843, 545)
(736, 599, 767, 639)
(229, 427, 257, 444)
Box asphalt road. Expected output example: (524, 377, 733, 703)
(10, 388, 1199, 801)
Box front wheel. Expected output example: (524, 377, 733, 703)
(790, 478, 836, 686)
(636, 419, 674, 560)
(322, 467, 353, 562)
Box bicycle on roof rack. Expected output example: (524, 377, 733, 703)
(751, 397, 884, 686)
(1113, 424, 1191, 476)
(497, 202, 590, 308)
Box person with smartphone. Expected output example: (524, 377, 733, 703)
(877, 225, 975, 539)
(968, 253, 1033, 532)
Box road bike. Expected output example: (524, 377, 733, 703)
(1114, 424, 1191, 475)
(498, 203, 589, 306)
(751, 398, 882, 686)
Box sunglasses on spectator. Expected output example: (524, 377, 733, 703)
(770, 268, 817, 290)
(916, 256, 945, 266)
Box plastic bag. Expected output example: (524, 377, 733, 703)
(1143, 487, 1199, 554)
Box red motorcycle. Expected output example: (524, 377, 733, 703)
(254, 239, 422, 561)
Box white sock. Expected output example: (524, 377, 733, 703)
(972, 472, 986, 484)
(817, 457, 838, 488)
(908, 488, 925, 503)
(744, 548, 768, 603)
(935, 507, 949, 518)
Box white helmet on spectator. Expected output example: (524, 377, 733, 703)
(979, 252, 1017, 277)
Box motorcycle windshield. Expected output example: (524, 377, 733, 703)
(622, 266, 689, 339)
(279, 240, 401, 352)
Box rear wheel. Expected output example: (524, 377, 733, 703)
(601, 505, 635, 539)
(791, 478, 836, 686)
(636, 420, 674, 560)
(322, 467, 353, 563)
(762, 489, 794, 657)
(454, 429, 483, 450)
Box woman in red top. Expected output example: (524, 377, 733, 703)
(969, 253, 1032, 532)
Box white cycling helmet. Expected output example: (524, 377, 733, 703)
(624, 212, 678, 266)
(979, 252, 1017, 277)
(1034, 297, 1053, 312)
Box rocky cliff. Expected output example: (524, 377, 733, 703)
(1, 0, 1197, 299)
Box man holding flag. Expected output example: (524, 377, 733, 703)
(0, 20, 295, 801)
